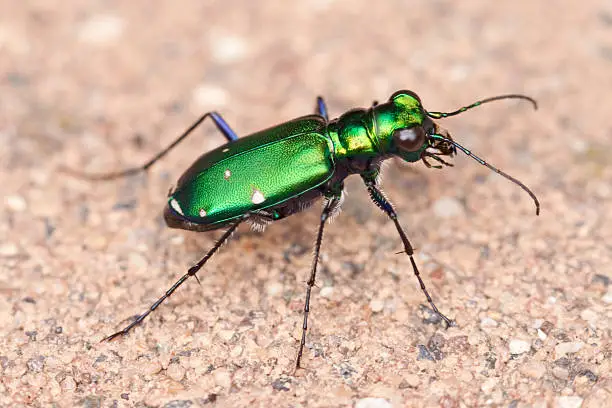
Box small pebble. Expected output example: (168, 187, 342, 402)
(432, 196, 465, 218)
(402, 373, 421, 388)
(209, 35, 247, 63)
(369, 299, 384, 313)
(192, 84, 229, 108)
(0, 243, 18, 257)
(217, 330, 235, 342)
(166, 363, 186, 382)
(537, 329, 548, 340)
(580, 309, 598, 326)
(552, 366, 570, 380)
(267, 282, 283, 296)
(481, 377, 498, 393)
(320, 286, 334, 299)
(26, 357, 44, 373)
(5, 194, 26, 211)
(170, 235, 185, 246)
(509, 339, 531, 355)
(602, 289, 612, 304)
(60, 376, 77, 391)
(480, 317, 498, 328)
(520, 361, 546, 379)
(555, 342, 584, 359)
(554, 396, 583, 408)
(230, 345, 243, 358)
(78, 15, 124, 45)
(140, 360, 162, 376)
(355, 397, 393, 408)
(213, 369, 232, 389)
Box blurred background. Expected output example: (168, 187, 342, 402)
(1, 1, 610, 407)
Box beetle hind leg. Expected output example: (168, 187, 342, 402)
(61, 111, 239, 181)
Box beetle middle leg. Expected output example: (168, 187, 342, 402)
(361, 172, 453, 327)
(102, 215, 247, 341)
(61, 111, 239, 181)
(295, 192, 342, 370)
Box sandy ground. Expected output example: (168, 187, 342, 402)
(1, 1, 611, 407)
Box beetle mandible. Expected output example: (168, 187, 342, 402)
(66, 90, 539, 370)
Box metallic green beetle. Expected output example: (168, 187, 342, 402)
(74, 90, 539, 369)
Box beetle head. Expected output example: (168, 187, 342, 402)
(386, 90, 456, 168)
(384, 90, 540, 214)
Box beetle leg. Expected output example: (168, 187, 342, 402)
(209, 112, 239, 142)
(361, 174, 453, 327)
(315, 96, 329, 121)
(295, 193, 342, 371)
(102, 216, 246, 341)
(60, 111, 238, 181)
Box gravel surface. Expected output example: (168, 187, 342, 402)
(1, 1, 610, 407)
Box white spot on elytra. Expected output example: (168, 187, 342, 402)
(251, 189, 265, 204)
(199, 208, 207, 217)
(224, 169, 231, 180)
(222, 148, 230, 153)
(169, 198, 183, 216)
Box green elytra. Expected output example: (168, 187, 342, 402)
(65, 90, 539, 370)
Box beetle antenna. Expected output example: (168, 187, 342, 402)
(426, 94, 537, 119)
(430, 134, 540, 215)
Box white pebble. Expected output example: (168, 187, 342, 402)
(5, 194, 26, 211)
(213, 369, 232, 389)
(602, 289, 612, 304)
(537, 329, 547, 340)
(580, 309, 598, 326)
(320, 286, 334, 299)
(210, 35, 247, 63)
(192, 83, 228, 108)
(267, 282, 283, 296)
(554, 396, 583, 408)
(0, 243, 18, 256)
(509, 339, 531, 355)
(0, 25, 31, 54)
(78, 15, 124, 45)
(369, 299, 384, 313)
(481, 377, 498, 392)
(480, 317, 498, 328)
(355, 397, 393, 408)
(432, 196, 464, 218)
(554, 342, 583, 359)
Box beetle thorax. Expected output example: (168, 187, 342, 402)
(327, 108, 382, 167)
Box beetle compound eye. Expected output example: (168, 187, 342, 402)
(393, 126, 426, 152)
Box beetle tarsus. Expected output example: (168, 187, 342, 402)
(362, 173, 453, 328)
(101, 219, 244, 342)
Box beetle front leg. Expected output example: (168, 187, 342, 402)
(295, 192, 342, 371)
(361, 172, 453, 327)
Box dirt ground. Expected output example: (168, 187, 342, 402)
(1, 1, 611, 407)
